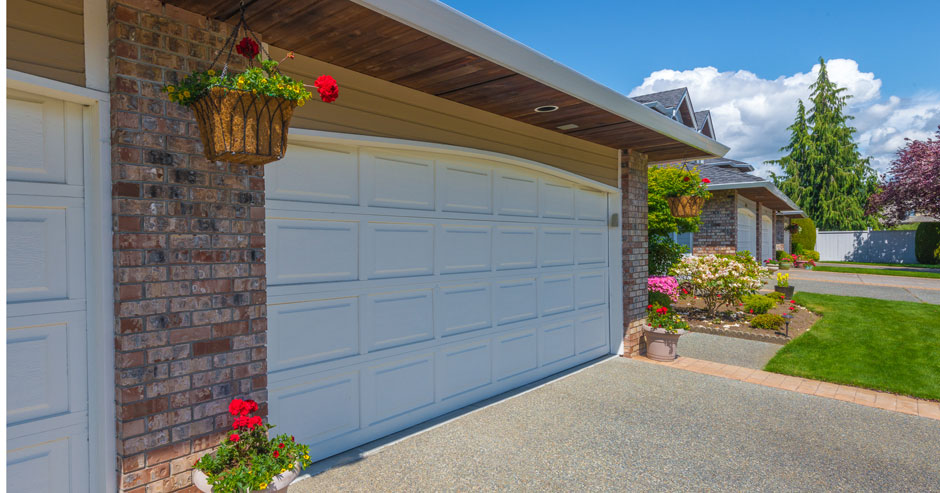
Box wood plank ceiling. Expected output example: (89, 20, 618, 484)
(166, 0, 717, 162)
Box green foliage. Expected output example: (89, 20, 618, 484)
(811, 266, 940, 279)
(648, 291, 673, 309)
(775, 250, 789, 261)
(766, 291, 786, 303)
(791, 242, 804, 255)
(915, 222, 940, 264)
(646, 304, 689, 334)
(790, 218, 816, 250)
(750, 313, 784, 330)
(163, 56, 312, 107)
(768, 59, 878, 230)
(647, 166, 710, 235)
(743, 294, 776, 314)
(648, 234, 687, 276)
(801, 250, 820, 261)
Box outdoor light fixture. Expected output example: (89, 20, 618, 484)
(534, 105, 559, 113)
(783, 314, 792, 338)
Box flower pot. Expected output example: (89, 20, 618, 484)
(666, 195, 705, 218)
(644, 327, 686, 362)
(193, 467, 299, 493)
(774, 285, 795, 299)
(778, 262, 792, 270)
(190, 87, 298, 166)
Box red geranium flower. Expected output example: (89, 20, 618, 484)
(273, 450, 280, 458)
(683, 176, 691, 182)
(789, 306, 795, 310)
(789, 300, 795, 304)
(279, 443, 285, 449)
(229, 433, 240, 442)
(702, 178, 711, 184)
(647, 304, 653, 310)
(314, 75, 339, 103)
(229, 399, 246, 416)
(245, 400, 258, 414)
(235, 37, 259, 59)
(291, 436, 295, 442)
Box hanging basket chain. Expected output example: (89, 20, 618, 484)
(208, 0, 272, 78)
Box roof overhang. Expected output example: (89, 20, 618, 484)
(165, 0, 729, 162)
(708, 181, 804, 215)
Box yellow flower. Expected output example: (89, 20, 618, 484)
(280, 468, 287, 474)
(183, 90, 191, 98)
(238, 76, 245, 83)
(259, 484, 267, 490)
(297, 99, 305, 107)
(207, 69, 215, 76)
(303, 455, 309, 460)
(252, 89, 257, 94)
(166, 85, 176, 93)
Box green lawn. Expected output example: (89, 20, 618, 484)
(764, 293, 940, 401)
(824, 261, 939, 269)
(812, 265, 940, 279)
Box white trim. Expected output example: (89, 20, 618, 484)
(287, 128, 619, 194)
(6, 72, 115, 493)
(607, 192, 624, 356)
(707, 180, 802, 212)
(348, 0, 729, 159)
(83, 0, 109, 92)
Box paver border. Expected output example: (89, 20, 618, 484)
(636, 356, 940, 421)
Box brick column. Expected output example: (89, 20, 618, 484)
(109, 1, 267, 491)
(621, 150, 648, 356)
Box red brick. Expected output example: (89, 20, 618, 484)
(191, 339, 231, 356)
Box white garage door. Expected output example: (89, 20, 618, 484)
(265, 138, 613, 462)
(736, 196, 757, 257)
(761, 211, 774, 263)
(6, 90, 90, 492)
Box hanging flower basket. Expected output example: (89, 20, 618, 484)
(163, 6, 338, 165)
(666, 195, 705, 218)
(786, 223, 801, 234)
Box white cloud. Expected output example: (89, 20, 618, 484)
(629, 59, 940, 177)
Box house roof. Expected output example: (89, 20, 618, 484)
(631, 88, 688, 109)
(694, 111, 710, 130)
(670, 159, 805, 215)
(164, 0, 729, 163)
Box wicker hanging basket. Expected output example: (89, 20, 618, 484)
(666, 195, 705, 218)
(786, 224, 801, 234)
(190, 87, 297, 166)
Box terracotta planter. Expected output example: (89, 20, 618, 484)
(774, 285, 795, 299)
(190, 87, 298, 166)
(666, 195, 705, 218)
(193, 467, 299, 493)
(644, 327, 686, 362)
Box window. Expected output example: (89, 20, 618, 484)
(671, 231, 694, 255)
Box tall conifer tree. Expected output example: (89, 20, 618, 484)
(768, 58, 877, 230)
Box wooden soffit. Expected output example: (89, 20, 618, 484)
(165, 0, 728, 162)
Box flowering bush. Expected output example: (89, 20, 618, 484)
(646, 304, 689, 334)
(648, 276, 679, 303)
(670, 254, 769, 317)
(194, 398, 311, 493)
(776, 272, 789, 287)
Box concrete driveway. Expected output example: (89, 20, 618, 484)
(764, 268, 940, 304)
(289, 358, 940, 492)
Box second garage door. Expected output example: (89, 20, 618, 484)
(736, 196, 757, 257)
(265, 136, 615, 462)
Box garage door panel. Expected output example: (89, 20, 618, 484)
(540, 227, 575, 267)
(367, 222, 434, 279)
(7, 425, 88, 493)
(7, 206, 69, 303)
(438, 224, 492, 274)
(576, 228, 607, 265)
(366, 152, 435, 211)
(267, 143, 359, 205)
(494, 172, 538, 217)
(268, 298, 359, 371)
(6, 93, 83, 186)
(540, 319, 576, 366)
(494, 225, 537, 270)
(540, 180, 575, 219)
(363, 354, 435, 425)
(438, 282, 492, 337)
(269, 371, 360, 445)
(539, 274, 575, 316)
(494, 328, 538, 381)
(495, 278, 537, 325)
(268, 219, 358, 285)
(364, 289, 434, 352)
(438, 341, 492, 401)
(576, 311, 609, 355)
(576, 271, 607, 309)
(576, 188, 607, 221)
(438, 161, 493, 214)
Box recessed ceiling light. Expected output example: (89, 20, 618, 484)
(556, 123, 579, 130)
(534, 105, 559, 113)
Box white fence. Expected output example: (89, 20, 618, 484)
(815, 230, 917, 263)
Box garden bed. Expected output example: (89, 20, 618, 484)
(672, 295, 818, 342)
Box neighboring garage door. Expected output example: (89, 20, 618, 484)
(6, 90, 90, 492)
(736, 195, 757, 257)
(265, 138, 613, 462)
(761, 211, 774, 263)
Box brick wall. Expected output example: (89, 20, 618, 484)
(109, 1, 267, 491)
(621, 150, 648, 357)
(693, 190, 736, 255)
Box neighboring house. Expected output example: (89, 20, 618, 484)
(5, 1, 728, 492)
(631, 87, 707, 135)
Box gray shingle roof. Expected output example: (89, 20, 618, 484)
(630, 87, 687, 109)
(694, 110, 711, 131)
(696, 159, 764, 185)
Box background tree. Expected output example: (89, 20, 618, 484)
(768, 58, 878, 230)
(867, 126, 940, 226)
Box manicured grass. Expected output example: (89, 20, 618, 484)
(812, 266, 940, 279)
(824, 261, 939, 269)
(764, 292, 940, 401)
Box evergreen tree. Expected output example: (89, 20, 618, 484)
(768, 58, 878, 230)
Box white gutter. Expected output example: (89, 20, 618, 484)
(707, 181, 803, 213)
(350, 0, 730, 158)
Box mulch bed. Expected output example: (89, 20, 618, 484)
(672, 293, 819, 344)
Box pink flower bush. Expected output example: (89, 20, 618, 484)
(647, 276, 680, 302)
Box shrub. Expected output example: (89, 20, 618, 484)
(791, 242, 804, 255)
(766, 291, 785, 303)
(648, 291, 673, 309)
(802, 250, 820, 261)
(790, 218, 816, 251)
(670, 254, 770, 317)
(648, 276, 679, 302)
(775, 250, 788, 261)
(750, 313, 784, 330)
(743, 294, 775, 314)
(649, 234, 687, 276)
(915, 222, 940, 265)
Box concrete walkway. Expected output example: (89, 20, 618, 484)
(764, 268, 940, 304)
(289, 358, 940, 492)
(678, 332, 780, 369)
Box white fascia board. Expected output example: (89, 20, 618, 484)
(350, 0, 730, 158)
(707, 181, 802, 212)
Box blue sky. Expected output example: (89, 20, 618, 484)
(441, 0, 940, 175)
